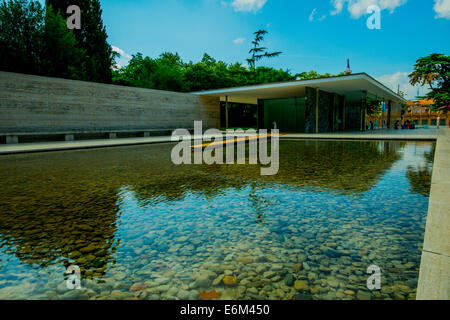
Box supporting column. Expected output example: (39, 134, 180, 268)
(143, 131, 150, 137)
(331, 93, 336, 132)
(257, 99, 264, 130)
(256, 100, 259, 130)
(361, 91, 367, 131)
(387, 100, 392, 128)
(315, 88, 319, 133)
(108, 132, 117, 139)
(225, 95, 229, 129)
(343, 97, 346, 131)
(6, 135, 18, 144)
(64, 134, 74, 141)
(364, 92, 368, 131)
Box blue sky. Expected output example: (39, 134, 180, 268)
(48, 0, 450, 98)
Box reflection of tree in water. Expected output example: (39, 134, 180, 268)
(406, 144, 435, 197)
(0, 182, 120, 278)
(195, 140, 403, 194)
(128, 140, 405, 205)
(248, 186, 268, 225)
(130, 173, 248, 206)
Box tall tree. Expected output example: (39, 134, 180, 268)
(46, 0, 113, 83)
(409, 53, 450, 112)
(247, 30, 282, 84)
(0, 0, 45, 74)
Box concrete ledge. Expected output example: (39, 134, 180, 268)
(0, 128, 194, 141)
(417, 129, 450, 300)
(0, 136, 175, 155)
(422, 199, 450, 256)
(417, 252, 450, 300)
(282, 132, 438, 141)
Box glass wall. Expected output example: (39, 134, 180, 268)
(220, 102, 257, 129)
(262, 97, 306, 132)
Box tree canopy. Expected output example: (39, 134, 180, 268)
(1, 1, 335, 92)
(0, 0, 113, 82)
(409, 53, 450, 112)
(111, 28, 335, 92)
(112, 52, 331, 93)
(0, 0, 45, 75)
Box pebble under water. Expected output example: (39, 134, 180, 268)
(0, 140, 435, 300)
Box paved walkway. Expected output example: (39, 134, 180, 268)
(0, 136, 175, 155)
(283, 128, 446, 141)
(417, 129, 450, 300)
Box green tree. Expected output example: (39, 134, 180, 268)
(113, 52, 185, 92)
(366, 97, 382, 116)
(297, 70, 334, 80)
(112, 53, 157, 88)
(0, 0, 45, 74)
(409, 53, 450, 112)
(152, 52, 185, 91)
(112, 50, 337, 92)
(46, 0, 113, 83)
(227, 62, 251, 86)
(184, 61, 218, 91)
(254, 66, 295, 84)
(247, 30, 282, 84)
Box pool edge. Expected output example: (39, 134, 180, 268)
(416, 129, 450, 300)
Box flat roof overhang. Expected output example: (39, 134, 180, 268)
(191, 73, 407, 104)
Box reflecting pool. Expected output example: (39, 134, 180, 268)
(0, 140, 435, 300)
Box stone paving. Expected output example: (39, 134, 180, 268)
(416, 129, 450, 300)
(282, 128, 445, 141)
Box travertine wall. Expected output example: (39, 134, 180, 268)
(0, 71, 220, 133)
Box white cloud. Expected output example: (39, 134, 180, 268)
(331, 0, 345, 15)
(112, 46, 132, 69)
(309, 8, 327, 21)
(433, 0, 450, 19)
(330, 0, 407, 18)
(309, 8, 317, 21)
(112, 46, 131, 59)
(231, 0, 267, 13)
(233, 37, 246, 44)
(377, 71, 430, 100)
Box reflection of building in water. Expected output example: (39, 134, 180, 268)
(404, 142, 435, 196)
(131, 140, 405, 201)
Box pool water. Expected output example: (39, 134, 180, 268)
(0, 140, 434, 300)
